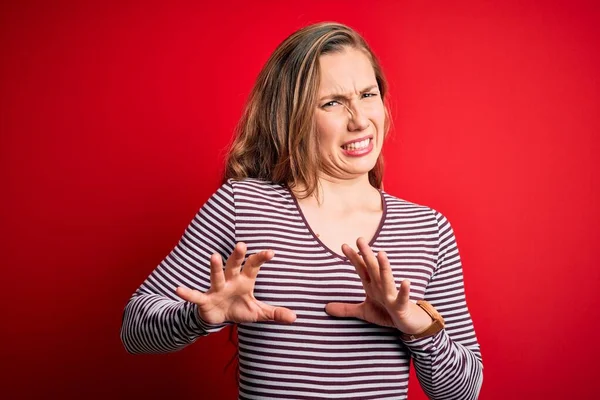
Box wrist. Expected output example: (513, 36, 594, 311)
(400, 300, 445, 341)
(391, 302, 432, 334)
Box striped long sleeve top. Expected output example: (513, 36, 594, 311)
(121, 178, 483, 399)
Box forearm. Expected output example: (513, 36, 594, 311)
(404, 330, 483, 400)
(120, 293, 227, 354)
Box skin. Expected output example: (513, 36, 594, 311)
(176, 47, 433, 335)
(176, 242, 296, 324)
(314, 47, 385, 181)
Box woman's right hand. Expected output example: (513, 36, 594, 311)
(175, 242, 296, 325)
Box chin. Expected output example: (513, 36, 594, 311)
(349, 162, 379, 177)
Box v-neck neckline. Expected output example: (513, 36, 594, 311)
(286, 186, 388, 263)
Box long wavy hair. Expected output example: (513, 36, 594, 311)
(224, 22, 390, 198)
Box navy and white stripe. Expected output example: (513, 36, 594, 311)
(121, 178, 483, 399)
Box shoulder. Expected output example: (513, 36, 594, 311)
(381, 191, 450, 231)
(225, 178, 293, 206)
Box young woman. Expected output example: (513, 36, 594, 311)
(121, 22, 483, 399)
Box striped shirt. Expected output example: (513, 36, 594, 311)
(121, 178, 483, 399)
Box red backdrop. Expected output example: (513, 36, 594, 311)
(1, 1, 599, 399)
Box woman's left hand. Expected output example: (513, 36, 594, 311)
(325, 237, 433, 335)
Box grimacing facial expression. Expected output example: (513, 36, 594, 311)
(314, 47, 385, 181)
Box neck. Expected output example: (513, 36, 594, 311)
(294, 173, 380, 209)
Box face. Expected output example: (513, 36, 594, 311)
(314, 47, 386, 182)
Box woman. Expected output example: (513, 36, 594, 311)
(121, 22, 483, 399)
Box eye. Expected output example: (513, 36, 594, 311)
(322, 100, 341, 108)
(362, 92, 378, 99)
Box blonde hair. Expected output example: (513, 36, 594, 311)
(224, 22, 390, 198)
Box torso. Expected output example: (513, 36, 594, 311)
(231, 179, 437, 399)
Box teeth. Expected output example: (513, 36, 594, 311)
(343, 138, 370, 151)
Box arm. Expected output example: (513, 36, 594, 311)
(326, 210, 483, 398)
(402, 211, 483, 399)
(120, 181, 237, 354)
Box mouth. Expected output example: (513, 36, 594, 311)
(341, 136, 373, 151)
(340, 136, 374, 157)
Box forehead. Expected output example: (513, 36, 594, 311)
(317, 48, 377, 93)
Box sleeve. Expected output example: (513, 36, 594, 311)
(401, 210, 484, 399)
(120, 180, 237, 354)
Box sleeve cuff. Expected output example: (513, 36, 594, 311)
(401, 328, 448, 359)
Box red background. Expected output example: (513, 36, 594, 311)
(1, 1, 599, 399)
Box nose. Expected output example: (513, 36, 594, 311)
(344, 103, 370, 132)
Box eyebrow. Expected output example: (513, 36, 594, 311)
(318, 85, 379, 102)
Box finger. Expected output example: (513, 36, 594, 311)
(241, 250, 274, 280)
(209, 253, 226, 291)
(356, 237, 381, 284)
(273, 307, 297, 324)
(395, 279, 411, 307)
(256, 300, 296, 324)
(224, 242, 247, 279)
(325, 302, 363, 319)
(377, 251, 398, 300)
(175, 286, 208, 306)
(342, 244, 370, 284)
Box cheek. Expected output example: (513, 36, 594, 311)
(370, 104, 386, 127)
(316, 118, 343, 147)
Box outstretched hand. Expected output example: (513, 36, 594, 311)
(325, 237, 433, 334)
(175, 242, 296, 325)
